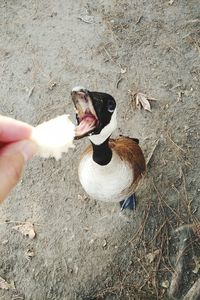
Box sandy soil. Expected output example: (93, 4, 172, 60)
(0, 0, 200, 299)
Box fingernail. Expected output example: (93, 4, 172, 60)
(1, 140, 38, 162)
(19, 140, 38, 161)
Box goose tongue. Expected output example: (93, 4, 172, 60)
(75, 115, 97, 137)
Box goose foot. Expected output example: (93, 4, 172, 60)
(120, 194, 136, 211)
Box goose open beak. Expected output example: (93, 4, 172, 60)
(71, 88, 99, 139)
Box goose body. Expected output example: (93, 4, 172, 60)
(71, 87, 146, 208)
(79, 142, 132, 202)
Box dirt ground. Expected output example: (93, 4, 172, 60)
(0, 0, 200, 299)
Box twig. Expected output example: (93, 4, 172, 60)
(183, 278, 200, 300)
(169, 228, 189, 298)
(0, 220, 42, 226)
(154, 236, 164, 299)
(150, 220, 167, 244)
(146, 139, 159, 165)
(137, 258, 150, 277)
(185, 19, 200, 24)
(116, 76, 123, 89)
(95, 283, 139, 299)
(102, 45, 122, 70)
(128, 201, 151, 244)
(167, 132, 186, 153)
(180, 168, 193, 219)
(152, 180, 184, 223)
(27, 86, 35, 98)
(175, 223, 200, 232)
(135, 16, 143, 25)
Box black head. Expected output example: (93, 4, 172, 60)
(71, 87, 116, 140)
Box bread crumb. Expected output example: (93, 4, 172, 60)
(31, 115, 75, 160)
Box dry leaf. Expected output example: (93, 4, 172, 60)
(102, 239, 107, 248)
(48, 81, 57, 90)
(2, 240, 8, 245)
(169, 0, 175, 4)
(193, 256, 200, 274)
(134, 92, 157, 112)
(12, 223, 36, 239)
(120, 67, 127, 74)
(78, 194, 88, 202)
(162, 280, 170, 289)
(25, 249, 35, 260)
(78, 15, 94, 24)
(0, 276, 10, 290)
(146, 249, 160, 263)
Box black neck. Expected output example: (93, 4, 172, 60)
(91, 138, 112, 166)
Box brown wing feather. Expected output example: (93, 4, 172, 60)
(109, 137, 146, 184)
(80, 137, 146, 198)
(81, 136, 146, 182)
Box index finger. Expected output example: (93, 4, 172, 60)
(0, 116, 33, 142)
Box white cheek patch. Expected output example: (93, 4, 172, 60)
(31, 115, 75, 160)
(72, 86, 86, 92)
(89, 109, 117, 145)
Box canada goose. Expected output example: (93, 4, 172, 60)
(71, 87, 146, 210)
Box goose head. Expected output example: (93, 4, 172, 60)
(71, 87, 117, 145)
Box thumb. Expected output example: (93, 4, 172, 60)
(0, 140, 37, 203)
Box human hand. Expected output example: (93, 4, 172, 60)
(0, 116, 37, 203)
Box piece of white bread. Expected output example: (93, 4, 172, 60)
(31, 115, 75, 160)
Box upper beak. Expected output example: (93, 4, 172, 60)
(71, 89, 98, 139)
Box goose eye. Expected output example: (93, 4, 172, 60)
(107, 100, 115, 113)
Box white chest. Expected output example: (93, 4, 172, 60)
(78, 152, 133, 202)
